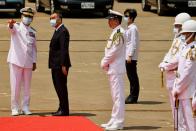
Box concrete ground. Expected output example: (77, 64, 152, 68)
(0, 0, 196, 131)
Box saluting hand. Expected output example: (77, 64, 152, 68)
(32, 63, 37, 71)
(62, 66, 68, 76)
(8, 19, 16, 29)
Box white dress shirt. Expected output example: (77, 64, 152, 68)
(124, 23, 140, 61)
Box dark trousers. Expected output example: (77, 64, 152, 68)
(51, 69, 69, 115)
(126, 60, 140, 101)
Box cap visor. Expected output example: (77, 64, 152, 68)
(22, 12, 34, 16)
(105, 16, 114, 19)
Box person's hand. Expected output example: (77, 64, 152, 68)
(160, 67, 165, 72)
(127, 56, 132, 63)
(8, 19, 16, 29)
(103, 65, 109, 71)
(62, 66, 68, 76)
(32, 63, 36, 71)
(192, 99, 196, 111)
(158, 63, 165, 72)
(172, 89, 178, 99)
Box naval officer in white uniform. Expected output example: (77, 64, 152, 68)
(7, 7, 37, 116)
(161, 20, 196, 131)
(159, 12, 191, 130)
(101, 9, 126, 130)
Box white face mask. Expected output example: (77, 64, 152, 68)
(180, 34, 186, 42)
(173, 27, 179, 34)
(123, 16, 129, 23)
(22, 17, 32, 25)
(50, 19, 57, 27)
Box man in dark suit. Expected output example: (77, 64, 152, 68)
(49, 13, 71, 116)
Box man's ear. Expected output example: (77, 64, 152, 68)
(57, 18, 62, 24)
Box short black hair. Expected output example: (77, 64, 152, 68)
(124, 8, 137, 21)
(54, 12, 63, 20)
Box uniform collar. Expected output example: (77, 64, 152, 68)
(112, 25, 121, 32)
(127, 23, 135, 29)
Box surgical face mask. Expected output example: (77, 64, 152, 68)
(180, 34, 186, 42)
(121, 16, 129, 29)
(123, 16, 129, 23)
(50, 19, 57, 27)
(173, 27, 179, 34)
(22, 17, 32, 25)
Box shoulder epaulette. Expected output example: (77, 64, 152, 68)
(117, 29, 120, 33)
(186, 45, 196, 60)
(113, 29, 123, 40)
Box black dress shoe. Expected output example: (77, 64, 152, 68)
(125, 95, 138, 104)
(52, 110, 68, 116)
(52, 107, 61, 115)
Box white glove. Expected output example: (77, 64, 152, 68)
(192, 96, 196, 111)
(158, 63, 165, 72)
(172, 88, 179, 99)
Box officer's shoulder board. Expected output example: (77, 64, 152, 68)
(186, 45, 196, 60)
(112, 29, 123, 45)
(117, 29, 120, 33)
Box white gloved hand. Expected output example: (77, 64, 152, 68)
(158, 63, 165, 72)
(172, 89, 179, 99)
(192, 96, 196, 111)
(103, 65, 109, 72)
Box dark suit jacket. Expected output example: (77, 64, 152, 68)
(49, 24, 71, 69)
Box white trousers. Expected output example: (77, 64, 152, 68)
(9, 64, 32, 111)
(177, 99, 196, 131)
(168, 91, 187, 131)
(108, 74, 125, 124)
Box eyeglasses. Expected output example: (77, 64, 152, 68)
(124, 15, 129, 17)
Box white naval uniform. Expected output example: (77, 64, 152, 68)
(163, 41, 196, 131)
(159, 37, 187, 130)
(7, 22, 37, 111)
(101, 25, 126, 125)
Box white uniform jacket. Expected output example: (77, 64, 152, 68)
(124, 23, 139, 61)
(163, 41, 196, 99)
(7, 22, 37, 68)
(101, 25, 126, 75)
(159, 38, 182, 89)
